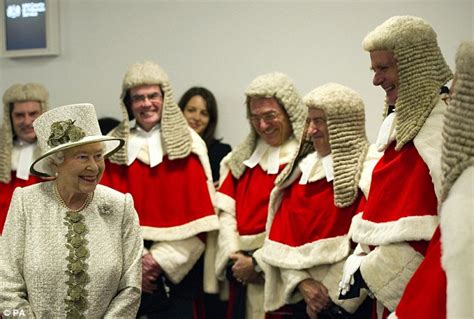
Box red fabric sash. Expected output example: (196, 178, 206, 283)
(0, 172, 43, 233)
(269, 179, 365, 246)
(101, 155, 214, 228)
(362, 141, 438, 223)
(218, 165, 282, 236)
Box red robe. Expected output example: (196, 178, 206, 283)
(101, 154, 215, 237)
(263, 175, 366, 316)
(219, 164, 282, 237)
(269, 179, 365, 248)
(218, 164, 283, 319)
(350, 142, 439, 319)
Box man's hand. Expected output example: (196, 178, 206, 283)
(306, 304, 319, 319)
(298, 278, 330, 316)
(142, 253, 162, 293)
(229, 252, 262, 284)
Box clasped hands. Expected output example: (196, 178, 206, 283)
(142, 253, 162, 293)
(298, 278, 330, 319)
(229, 251, 263, 285)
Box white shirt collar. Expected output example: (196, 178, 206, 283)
(375, 111, 397, 152)
(298, 152, 333, 184)
(11, 139, 37, 180)
(128, 121, 163, 167)
(243, 139, 281, 174)
(299, 152, 318, 184)
(320, 153, 334, 182)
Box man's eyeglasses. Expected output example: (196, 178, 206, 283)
(130, 92, 163, 104)
(248, 111, 281, 124)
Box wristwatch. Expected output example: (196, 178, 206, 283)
(252, 256, 262, 273)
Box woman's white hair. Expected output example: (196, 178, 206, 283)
(44, 151, 64, 176)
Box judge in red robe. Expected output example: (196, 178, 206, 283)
(261, 83, 381, 319)
(215, 72, 306, 319)
(0, 83, 49, 234)
(100, 61, 219, 319)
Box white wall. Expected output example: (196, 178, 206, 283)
(1, 0, 472, 147)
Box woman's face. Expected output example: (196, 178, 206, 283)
(56, 143, 105, 196)
(182, 95, 210, 135)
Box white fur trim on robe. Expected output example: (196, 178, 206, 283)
(262, 235, 351, 270)
(215, 190, 235, 215)
(359, 242, 424, 311)
(150, 236, 205, 284)
(217, 152, 233, 189)
(413, 97, 445, 202)
(189, 128, 216, 197)
(440, 167, 474, 319)
(246, 282, 265, 319)
(203, 230, 219, 293)
(141, 215, 220, 242)
(349, 213, 438, 246)
(215, 210, 239, 279)
(272, 268, 311, 311)
(218, 247, 264, 319)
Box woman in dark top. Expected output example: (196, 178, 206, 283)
(179, 87, 231, 319)
(179, 87, 232, 184)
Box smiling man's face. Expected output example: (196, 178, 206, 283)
(370, 50, 399, 105)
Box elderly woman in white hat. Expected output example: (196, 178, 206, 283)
(0, 103, 142, 318)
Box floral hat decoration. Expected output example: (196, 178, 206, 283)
(30, 103, 125, 177)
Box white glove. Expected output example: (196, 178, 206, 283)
(338, 253, 366, 296)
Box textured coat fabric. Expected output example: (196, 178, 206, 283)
(0, 182, 143, 318)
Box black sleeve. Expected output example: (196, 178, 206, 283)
(338, 269, 368, 300)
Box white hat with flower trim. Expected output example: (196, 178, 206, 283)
(30, 103, 124, 177)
